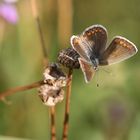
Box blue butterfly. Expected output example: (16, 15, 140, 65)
(71, 25, 138, 83)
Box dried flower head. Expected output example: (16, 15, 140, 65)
(38, 84, 64, 106)
(57, 47, 80, 69)
(38, 63, 67, 106)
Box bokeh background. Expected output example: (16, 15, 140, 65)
(0, 0, 140, 140)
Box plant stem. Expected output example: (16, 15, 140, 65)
(50, 106, 56, 140)
(30, 0, 48, 64)
(62, 68, 73, 140)
(0, 80, 45, 100)
(30, 1, 56, 140)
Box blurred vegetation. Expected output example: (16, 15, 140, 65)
(0, 0, 140, 140)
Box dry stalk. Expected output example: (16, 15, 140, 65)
(62, 68, 73, 140)
(0, 80, 44, 100)
(50, 106, 56, 140)
(30, 1, 56, 140)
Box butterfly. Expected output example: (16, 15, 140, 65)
(70, 25, 138, 83)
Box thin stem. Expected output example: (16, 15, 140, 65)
(30, 0, 48, 64)
(36, 17, 48, 60)
(62, 68, 73, 140)
(0, 80, 44, 100)
(50, 106, 56, 140)
(30, 1, 56, 140)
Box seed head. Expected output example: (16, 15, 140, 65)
(38, 63, 67, 106)
(57, 47, 80, 69)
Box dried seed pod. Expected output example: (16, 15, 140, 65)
(38, 85, 64, 106)
(57, 47, 80, 69)
(38, 63, 67, 106)
(43, 63, 66, 81)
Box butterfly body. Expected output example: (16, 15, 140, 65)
(89, 54, 99, 69)
(71, 24, 138, 83)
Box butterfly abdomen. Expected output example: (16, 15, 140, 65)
(57, 48, 80, 69)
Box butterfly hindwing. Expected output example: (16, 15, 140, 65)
(99, 36, 138, 65)
(78, 58, 96, 83)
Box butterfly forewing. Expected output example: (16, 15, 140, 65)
(71, 25, 108, 63)
(99, 36, 138, 65)
(83, 25, 108, 56)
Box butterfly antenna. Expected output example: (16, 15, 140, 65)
(102, 68, 112, 75)
(30, 0, 48, 66)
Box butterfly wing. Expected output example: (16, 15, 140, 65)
(70, 25, 108, 62)
(71, 35, 90, 62)
(78, 58, 96, 83)
(99, 36, 138, 65)
(83, 25, 108, 56)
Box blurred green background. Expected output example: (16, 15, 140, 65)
(0, 0, 140, 140)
